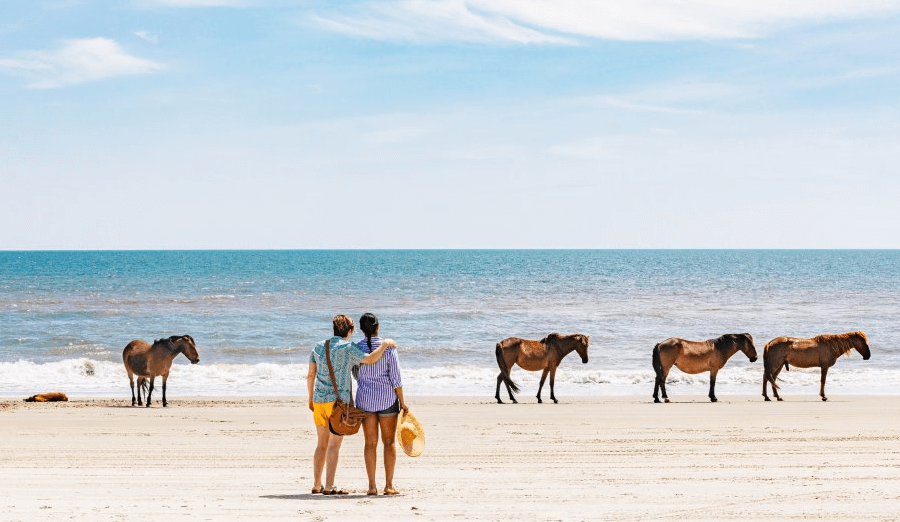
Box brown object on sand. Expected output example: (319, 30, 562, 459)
(24, 392, 69, 402)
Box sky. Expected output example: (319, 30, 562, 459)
(1, 0, 899, 249)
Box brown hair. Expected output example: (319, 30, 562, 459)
(332, 314, 355, 338)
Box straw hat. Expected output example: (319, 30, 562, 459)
(396, 410, 425, 457)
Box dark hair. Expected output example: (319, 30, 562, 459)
(359, 313, 379, 352)
(332, 314, 355, 338)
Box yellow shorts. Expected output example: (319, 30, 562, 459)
(312, 402, 335, 428)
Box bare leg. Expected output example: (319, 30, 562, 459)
(536, 368, 549, 403)
(380, 414, 400, 495)
(312, 424, 330, 492)
(324, 431, 344, 491)
(708, 369, 718, 402)
(362, 413, 379, 495)
(549, 367, 558, 404)
(820, 366, 829, 401)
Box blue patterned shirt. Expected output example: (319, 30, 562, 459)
(309, 336, 365, 404)
(354, 336, 403, 412)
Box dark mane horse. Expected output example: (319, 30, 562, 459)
(495, 333, 590, 404)
(653, 333, 757, 403)
(762, 331, 870, 402)
(123, 335, 200, 407)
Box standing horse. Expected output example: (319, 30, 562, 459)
(495, 333, 590, 404)
(123, 335, 200, 407)
(762, 331, 870, 402)
(652, 333, 757, 403)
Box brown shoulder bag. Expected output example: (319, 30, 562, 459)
(325, 340, 366, 436)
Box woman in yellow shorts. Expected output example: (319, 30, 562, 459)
(306, 314, 394, 495)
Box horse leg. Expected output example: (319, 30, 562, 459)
(146, 377, 155, 407)
(549, 367, 558, 404)
(708, 368, 718, 403)
(660, 368, 670, 403)
(771, 364, 784, 402)
(495, 374, 504, 404)
(820, 366, 829, 402)
(128, 371, 136, 406)
(162, 373, 168, 407)
(536, 368, 549, 404)
(137, 377, 144, 406)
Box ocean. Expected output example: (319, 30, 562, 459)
(1, 250, 897, 399)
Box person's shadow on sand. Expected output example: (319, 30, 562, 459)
(261, 494, 384, 500)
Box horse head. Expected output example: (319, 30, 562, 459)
(573, 334, 590, 364)
(177, 335, 200, 364)
(740, 333, 758, 363)
(853, 331, 871, 360)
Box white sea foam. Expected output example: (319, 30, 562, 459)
(0, 359, 895, 399)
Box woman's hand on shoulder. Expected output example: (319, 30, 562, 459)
(382, 338, 397, 349)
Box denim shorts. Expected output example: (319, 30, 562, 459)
(365, 399, 399, 417)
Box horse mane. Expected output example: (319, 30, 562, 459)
(541, 333, 562, 344)
(153, 335, 191, 351)
(814, 332, 867, 358)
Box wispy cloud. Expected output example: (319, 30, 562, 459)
(134, 30, 159, 44)
(312, 0, 900, 44)
(0, 38, 164, 89)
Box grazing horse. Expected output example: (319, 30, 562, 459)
(762, 331, 870, 402)
(653, 333, 757, 403)
(123, 335, 200, 407)
(495, 333, 590, 404)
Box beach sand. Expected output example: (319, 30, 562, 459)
(2, 395, 899, 521)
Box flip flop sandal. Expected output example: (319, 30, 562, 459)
(383, 488, 400, 496)
(323, 488, 349, 495)
(311, 487, 324, 494)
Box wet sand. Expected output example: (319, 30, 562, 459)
(2, 395, 900, 521)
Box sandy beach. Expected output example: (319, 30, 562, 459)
(2, 395, 900, 521)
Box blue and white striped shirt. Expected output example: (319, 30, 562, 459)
(354, 336, 403, 412)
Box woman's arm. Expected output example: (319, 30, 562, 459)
(306, 362, 317, 411)
(396, 387, 408, 415)
(359, 338, 396, 365)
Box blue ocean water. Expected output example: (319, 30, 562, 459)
(1, 250, 897, 398)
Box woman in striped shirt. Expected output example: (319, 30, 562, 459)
(355, 312, 408, 496)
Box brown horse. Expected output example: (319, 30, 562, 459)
(653, 333, 757, 403)
(762, 331, 870, 402)
(123, 335, 200, 407)
(495, 333, 590, 404)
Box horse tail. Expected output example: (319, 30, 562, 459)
(652, 343, 663, 383)
(495, 343, 520, 394)
(139, 377, 149, 396)
(783, 362, 790, 371)
(764, 354, 779, 393)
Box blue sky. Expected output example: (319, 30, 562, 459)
(1, 0, 899, 249)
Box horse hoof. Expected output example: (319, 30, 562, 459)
(822, 397, 828, 402)
(764, 397, 771, 402)
(776, 398, 783, 402)
(654, 398, 660, 403)
(710, 398, 717, 403)
(536, 399, 542, 404)
(512, 400, 518, 404)
(664, 399, 670, 403)
(552, 399, 558, 404)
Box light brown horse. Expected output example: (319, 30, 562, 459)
(653, 333, 757, 403)
(495, 333, 590, 404)
(123, 335, 200, 407)
(762, 331, 870, 402)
